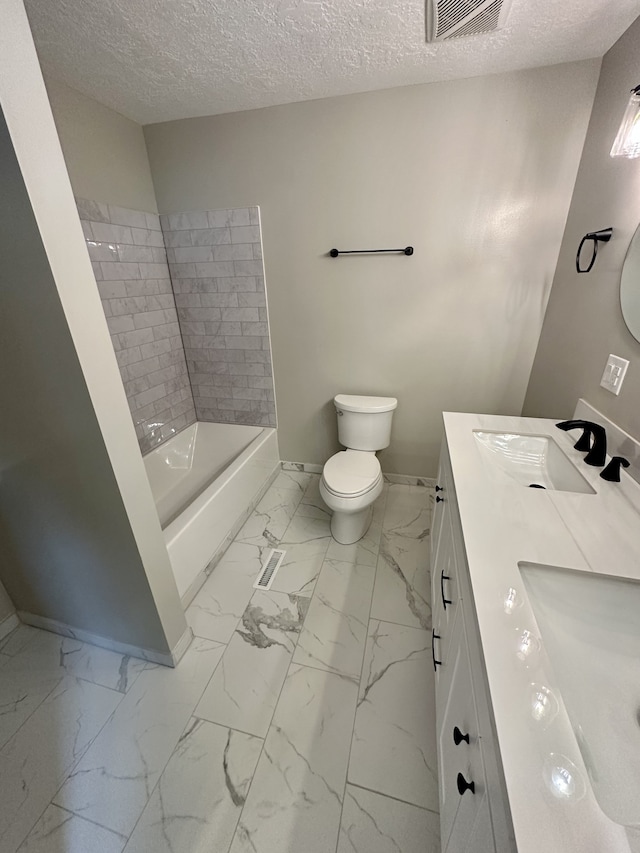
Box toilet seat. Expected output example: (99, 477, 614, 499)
(321, 450, 382, 498)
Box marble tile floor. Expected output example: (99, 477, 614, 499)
(0, 473, 439, 853)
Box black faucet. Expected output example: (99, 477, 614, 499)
(600, 456, 630, 482)
(556, 420, 607, 467)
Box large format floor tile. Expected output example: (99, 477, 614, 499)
(195, 589, 309, 737)
(269, 513, 332, 596)
(54, 638, 225, 837)
(348, 619, 438, 810)
(0, 478, 438, 853)
(337, 784, 440, 853)
(229, 664, 358, 853)
(370, 484, 431, 629)
(123, 718, 262, 853)
(292, 558, 375, 680)
(0, 676, 122, 852)
(186, 541, 264, 644)
(17, 805, 126, 853)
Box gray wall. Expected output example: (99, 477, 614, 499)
(161, 207, 276, 426)
(524, 17, 640, 436)
(0, 112, 173, 652)
(145, 61, 600, 475)
(46, 77, 159, 212)
(77, 198, 197, 452)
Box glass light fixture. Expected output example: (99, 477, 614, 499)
(611, 85, 640, 158)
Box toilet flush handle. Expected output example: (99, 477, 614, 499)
(337, 409, 343, 416)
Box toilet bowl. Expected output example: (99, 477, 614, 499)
(320, 450, 384, 544)
(320, 394, 397, 545)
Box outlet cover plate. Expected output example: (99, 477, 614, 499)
(600, 354, 629, 395)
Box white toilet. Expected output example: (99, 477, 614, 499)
(320, 394, 398, 545)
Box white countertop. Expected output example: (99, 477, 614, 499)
(443, 409, 640, 853)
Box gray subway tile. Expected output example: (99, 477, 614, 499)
(76, 198, 109, 222)
(248, 376, 275, 390)
(131, 227, 166, 248)
(167, 211, 209, 230)
(139, 262, 171, 279)
(228, 208, 251, 227)
(233, 260, 263, 277)
(224, 336, 263, 349)
(241, 321, 269, 336)
(116, 244, 157, 264)
(140, 339, 172, 360)
(216, 276, 257, 293)
(229, 363, 265, 376)
(145, 213, 162, 231)
(253, 242, 263, 259)
(194, 261, 236, 278)
(87, 241, 118, 262)
(249, 207, 260, 225)
(91, 262, 103, 281)
(221, 307, 259, 322)
(108, 205, 148, 229)
(237, 292, 266, 307)
(200, 293, 238, 308)
(165, 230, 194, 248)
(212, 243, 253, 262)
(191, 228, 231, 246)
(117, 328, 155, 349)
(97, 280, 127, 299)
(152, 322, 182, 340)
(173, 246, 214, 264)
(107, 315, 135, 334)
(101, 262, 141, 281)
(115, 346, 142, 367)
(91, 222, 134, 244)
(207, 210, 230, 228)
(230, 225, 260, 244)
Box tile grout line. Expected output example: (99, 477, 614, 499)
(332, 485, 389, 853)
(347, 781, 441, 815)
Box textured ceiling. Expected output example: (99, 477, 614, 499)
(24, 0, 640, 125)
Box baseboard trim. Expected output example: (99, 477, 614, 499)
(282, 460, 434, 487)
(0, 612, 19, 643)
(17, 611, 191, 667)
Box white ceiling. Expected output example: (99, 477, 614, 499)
(24, 0, 640, 125)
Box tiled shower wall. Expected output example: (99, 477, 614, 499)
(77, 199, 196, 452)
(161, 207, 276, 427)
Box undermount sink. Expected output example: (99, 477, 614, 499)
(520, 562, 640, 827)
(473, 431, 595, 494)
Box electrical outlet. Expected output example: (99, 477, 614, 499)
(600, 354, 629, 395)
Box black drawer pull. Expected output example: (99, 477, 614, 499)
(435, 485, 444, 492)
(431, 630, 441, 671)
(453, 726, 469, 746)
(440, 571, 452, 610)
(457, 773, 475, 796)
(436, 496, 444, 503)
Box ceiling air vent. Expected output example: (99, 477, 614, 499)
(426, 0, 513, 42)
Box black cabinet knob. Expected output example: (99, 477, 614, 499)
(436, 496, 444, 503)
(435, 485, 444, 492)
(457, 772, 475, 796)
(453, 726, 470, 745)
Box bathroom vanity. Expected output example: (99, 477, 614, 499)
(432, 402, 640, 853)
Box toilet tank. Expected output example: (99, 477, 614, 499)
(334, 394, 398, 451)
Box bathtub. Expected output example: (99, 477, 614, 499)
(144, 422, 279, 603)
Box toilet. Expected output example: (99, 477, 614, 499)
(320, 394, 398, 545)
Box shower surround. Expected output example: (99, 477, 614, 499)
(161, 207, 276, 428)
(77, 198, 196, 452)
(77, 200, 277, 451)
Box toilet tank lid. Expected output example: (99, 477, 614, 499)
(334, 394, 398, 413)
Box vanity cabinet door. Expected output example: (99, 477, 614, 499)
(439, 610, 492, 853)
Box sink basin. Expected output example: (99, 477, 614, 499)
(473, 431, 595, 494)
(520, 561, 640, 826)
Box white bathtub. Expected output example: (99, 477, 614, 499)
(144, 422, 279, 602)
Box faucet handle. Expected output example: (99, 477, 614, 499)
(556, 420, 592, 452)
(600, 456, 630, 483)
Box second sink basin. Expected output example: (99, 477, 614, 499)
(520, 561, 640, 827)
(473, 431, 595, 494)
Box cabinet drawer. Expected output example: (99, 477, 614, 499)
(438, 609, 490, 853)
